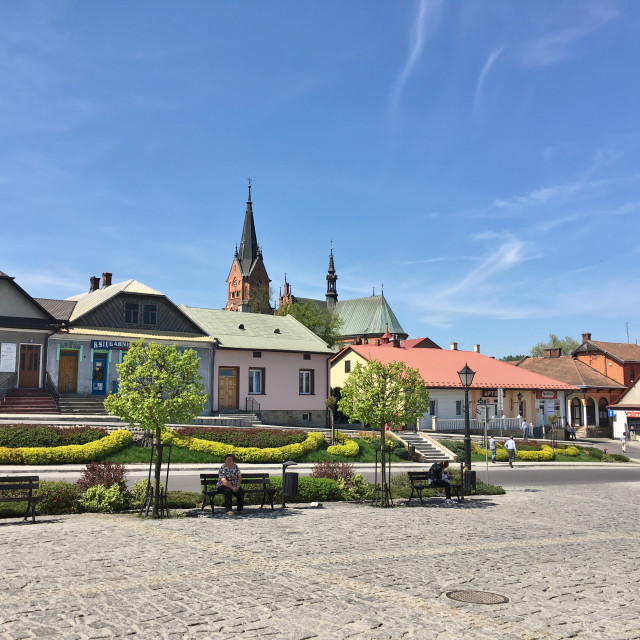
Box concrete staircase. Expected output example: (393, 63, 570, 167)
(192, 412, 263, 428)
(394, 431, 453, 463)
(58, 395, 109, 415)
(0, 388, 59, 414)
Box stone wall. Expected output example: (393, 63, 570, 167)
(261, 409, 327, 429)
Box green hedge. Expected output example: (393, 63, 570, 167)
(175, 427, 308, 448)
(0, 424, 108, 448)
(0, 430, 133, 464)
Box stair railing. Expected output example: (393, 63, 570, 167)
(44, 372, 60, 409)
(245, 396, 261, 421)
(0, 373, 17, 401)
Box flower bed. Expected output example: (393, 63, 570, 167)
(326, 431, 359, 457)
(162, 427, 324, 462)
(0, 430, 133, 464)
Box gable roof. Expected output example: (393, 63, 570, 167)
(334, 294, 407, 339)
(0, 271, 60, 325)
(334, 344, 577, 390)
(517, 355, 625, 390)
(66, 279, 163, 322)
(180, 306, 334, 354)
(573, 340, 640, 363)
(35, 298, 77, 322)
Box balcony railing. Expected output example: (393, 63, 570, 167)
(0, 373, 17, 401)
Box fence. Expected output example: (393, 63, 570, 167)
(0, 373, 17, 401)
(434, 417, 521, 435)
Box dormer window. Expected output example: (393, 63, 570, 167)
(143, 304, 157, 326)
(125, 303, 139, 324)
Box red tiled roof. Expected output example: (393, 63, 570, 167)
(590, 341, 640, 362)
(401, 337, 441, 349)
(340, 344, 577, 390)
(517, 355, 625, 389)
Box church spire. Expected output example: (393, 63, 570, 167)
(325, 244, 338, 311)
(238, 181, 259, 276)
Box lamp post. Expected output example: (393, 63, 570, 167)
(458, 363, 476, 470)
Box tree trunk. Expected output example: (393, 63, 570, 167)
(379, 421, 389, 507)
(152, 427, 163, 519)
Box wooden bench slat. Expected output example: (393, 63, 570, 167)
(0, 475, 40, 522)
(199, 472, 275, 512)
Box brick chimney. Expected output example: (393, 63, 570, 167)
(89, 276, 100, 292)
(545, 348, 562, 358)
(450, 342, 458, 351)
(102, 272, 112, 288)
(473, 344, 480, 353)
(392, 335, 401, 348)
(582, 332, 591, 343)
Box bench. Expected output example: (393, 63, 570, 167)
(200, 473, 276, 513)
(0, 476, 41, 522)
(407, 471, 463, 504)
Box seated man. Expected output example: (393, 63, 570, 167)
(428, 460, 455, 503)
(216, 454, 244, 515)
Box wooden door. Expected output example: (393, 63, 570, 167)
(58, 350, 79, 393)
(19, 344, 41, 388)
(218, 367, 238, 409)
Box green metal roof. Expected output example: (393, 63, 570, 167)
(334, 294, 407, 339)
(179, 306, 335, 353)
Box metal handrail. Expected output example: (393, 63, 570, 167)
(245, 396, 261, 420)
(45, 372, 60, 408)
(0, 373, 17, 401)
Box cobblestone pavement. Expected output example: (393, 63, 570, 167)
(1, 482, 639, 640)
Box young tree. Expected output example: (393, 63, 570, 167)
(276, 300, 344, 346)
(249, 285, 273, 314)
(338, 360, 430, 507)
(531, 334, 579, 358)
(104, 340, 208, 518)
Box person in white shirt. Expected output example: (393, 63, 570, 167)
(504, 436, 517, 468)
(621, 431, 627, 453)
(521, 419, 528, 440)
(489, 435, 496, 463)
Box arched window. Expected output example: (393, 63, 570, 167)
(599, 397, 609, 428)
(586, 397, 596, 425)
(571, 398, 582, 427)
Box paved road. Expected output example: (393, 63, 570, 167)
(1, 481, 639, 638)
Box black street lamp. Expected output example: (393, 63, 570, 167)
(458, 363, 476, 470)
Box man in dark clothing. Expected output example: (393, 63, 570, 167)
(429, 460, 454, 502)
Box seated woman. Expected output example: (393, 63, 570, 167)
(216, 454, 245, 515)
(428, 460, 455, 503)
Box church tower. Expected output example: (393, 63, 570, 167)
(225, 183, 271, 312)
(325, 247, 338, 311)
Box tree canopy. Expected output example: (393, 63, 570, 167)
(337, 359, 429, 506)
(531, 334, 579, 358)
(104, 340, 208, 517)
(276, 300, 344, 346)
(249, 285, 273, 314)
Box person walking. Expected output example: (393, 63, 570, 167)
(489, 435, 497, 463)
(504, 436, 517, 468)
(521, 419, 528, 440)
(571, 426, 577, 440)
(621, 431, 627, 453)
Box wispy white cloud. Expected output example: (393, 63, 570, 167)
(390, 0, 442, 117)
(521, 5, 618, 67)
(473, 45, 504, 115)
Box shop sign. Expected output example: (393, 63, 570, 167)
(91, 340, 130, 350)
(536, 390, 557, 399)
(625, 411, 640, 418)
(482, 390, 498, 397)
(59, 341, 84, 350)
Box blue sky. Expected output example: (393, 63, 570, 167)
(2, 1, 640, 358)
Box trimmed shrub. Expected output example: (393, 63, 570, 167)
(269, 476, 345, 502)
(555, 445, 580, 457)
(0, 430, 133, 465)
(163, 428, 324, 463)
(606, 453, 630, 463)
(130, 479, 162, 509)
(77, 461, 128, 493)
(0, 424, 108, 448)
(82, 484, 127, 513)
(338, 474, 374, 501)
(311, 461, 355, 483)
(327, 431, 359, 457)
(167, 490, 201, 509)
(175, 427, 307, 448)
(37, 481, 81, 515)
